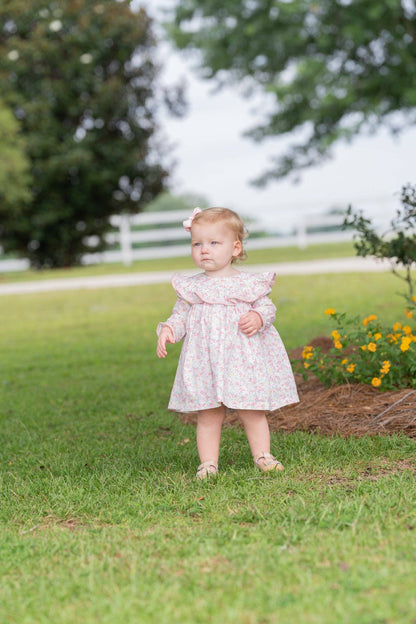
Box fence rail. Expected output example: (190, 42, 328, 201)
(0, 210, 355, 272)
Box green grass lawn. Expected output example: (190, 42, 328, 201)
(1, 271, 415, 623)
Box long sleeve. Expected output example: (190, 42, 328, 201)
(156, 297, 191, 342)
(252, 295, 276, 331)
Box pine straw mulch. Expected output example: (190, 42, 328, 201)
(180, 336, 416, 438)
(265, 377, 416, 438)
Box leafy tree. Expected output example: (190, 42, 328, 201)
(344, 184, 416, 302)
(168, 0, 416, 182)
(0, 0, 179, 267)
(0, 99, 32, 210)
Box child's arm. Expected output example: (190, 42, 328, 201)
(156, 297, 190, 357)
(239, 295, 276, 336)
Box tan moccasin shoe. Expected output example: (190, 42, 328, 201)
(196, 461, 218, 480)
(254, 452, 284, 472)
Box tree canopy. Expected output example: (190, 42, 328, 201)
(0, 0, 176, 267)
(0, 99, 32, 211)
(168, 0, 416, 183)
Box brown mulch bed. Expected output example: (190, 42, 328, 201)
(266, 377, 416, 438)
(181, 336, 416, 438)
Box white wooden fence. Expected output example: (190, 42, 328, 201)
(0, 210, 354, 272)
(82, 210, 354, 266)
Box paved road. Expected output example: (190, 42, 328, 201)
(0, 256, 392, 296)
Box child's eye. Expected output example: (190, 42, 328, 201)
(211, 241, 219, 245)
(192, 242, 201, 247)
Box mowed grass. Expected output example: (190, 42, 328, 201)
(1, 270, 415, 624)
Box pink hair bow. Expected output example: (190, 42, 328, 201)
(183, 207, 202, 232)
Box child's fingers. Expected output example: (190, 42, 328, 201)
(239, 320, 253, 331)
(239, 312, 251, 323)
(157, 337, 168, 358)
(238, 316, 251, 329)
(239, 322, 256, 336)
(239, 314, 259, 328)
(157, 348, 167, 358)
(156, 328, 173, 358)
(239, 312, 261, 336)
(242, 326, 257, 336)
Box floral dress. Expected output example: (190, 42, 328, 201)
(157, 271, 299, 413)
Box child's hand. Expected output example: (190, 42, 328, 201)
(238, 311, 263, 337)
(157, 326, 174, 358)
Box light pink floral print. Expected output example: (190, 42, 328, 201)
(157, 271, 299, 412)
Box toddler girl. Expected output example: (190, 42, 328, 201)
(156, 207, 299, 478)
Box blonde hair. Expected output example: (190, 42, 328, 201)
(192, 207, 248, 262)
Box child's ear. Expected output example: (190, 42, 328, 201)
(233, 240, 242, 257)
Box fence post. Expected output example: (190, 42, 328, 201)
(296, 219, 307, 249)
(119, 214, 133, 266)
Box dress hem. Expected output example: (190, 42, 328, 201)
(168, 397, 299, 414)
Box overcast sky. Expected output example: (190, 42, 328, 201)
(142, 0, 416, 230)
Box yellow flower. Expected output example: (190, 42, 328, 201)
(360, 345, 367, 351)
(405, 308, 413, 319)
(374, 332, 382, 341)
(334, 340, 343, 349)
(304, 362, 310, 369)
(302, 346, 314, 359)
(371, 377, 381, 387)
(346, 363, 355, 373)
(393, 322, 402, 332)
(400, 337, 411, 352)
(325, 308, 335, 316)
(368, 342, 377, 352)
(363, 314, 378, 326)
(387, 333, 398, 344)
(403, 325, 412, 335)
(412, 296, 416, 302)
(341, 358, 348, 365)
(380, 360, 391, 376)
(331, 330, 341, 340)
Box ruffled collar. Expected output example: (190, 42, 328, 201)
(171, 271, 276, 305)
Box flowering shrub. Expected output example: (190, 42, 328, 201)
(295, 299, 416, 390)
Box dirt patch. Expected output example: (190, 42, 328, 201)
(180, 337, 416, 438)
(289, 335, 334, 360)
(300, 459, 416, 488)
(19, 515, 103, 535)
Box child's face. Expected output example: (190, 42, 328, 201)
(191, 221, 242, 276)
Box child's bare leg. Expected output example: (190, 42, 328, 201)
(196, 405, 226, 464)
(238, 409, 284, 471)
(237, 409, 271, 458)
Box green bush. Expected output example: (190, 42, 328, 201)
(344, 184, 416, 303)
